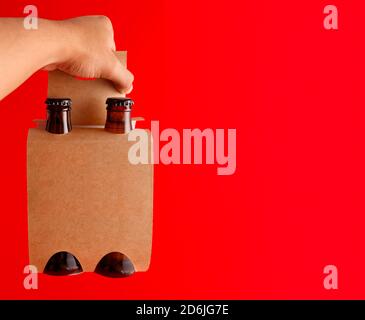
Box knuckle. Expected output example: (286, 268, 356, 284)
(98, 15, 113, 29)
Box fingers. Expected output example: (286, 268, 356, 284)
(101, 53, 134, 94)
(125, 84, 133, 95)
(42, 64, 57, 71)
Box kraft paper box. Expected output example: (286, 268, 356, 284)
(27, 52, 153, 273)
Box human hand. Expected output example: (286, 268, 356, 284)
(44, 16, 133, 94)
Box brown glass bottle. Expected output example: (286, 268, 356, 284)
(44, 251, 83, 276)
(95, 252, 135, 278)
(104, 97, 134, 134)
(45, 98, 72, 134)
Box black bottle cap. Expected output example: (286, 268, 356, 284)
(106, 97, 134, 110)
(45, 98, 72, 108)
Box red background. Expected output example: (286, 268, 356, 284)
(0, 0, 364, 299)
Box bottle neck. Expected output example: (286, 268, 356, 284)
(105, 106, 132, 134)
(46, 106, 72, 134)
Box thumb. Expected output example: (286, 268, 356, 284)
(101, 53, 134, 93)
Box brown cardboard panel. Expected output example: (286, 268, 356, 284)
(28, 128, 153, 272)
(47, 51, 127, 126)
(28, 51, 153, 273)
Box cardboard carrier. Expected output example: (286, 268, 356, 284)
(27, 52, 153, 274)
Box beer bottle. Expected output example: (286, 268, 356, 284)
(45, 98, 72, 134)
(95, 252, 135, 278)
(104, 97, 134, 134)
(44, 251, 83, 276)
